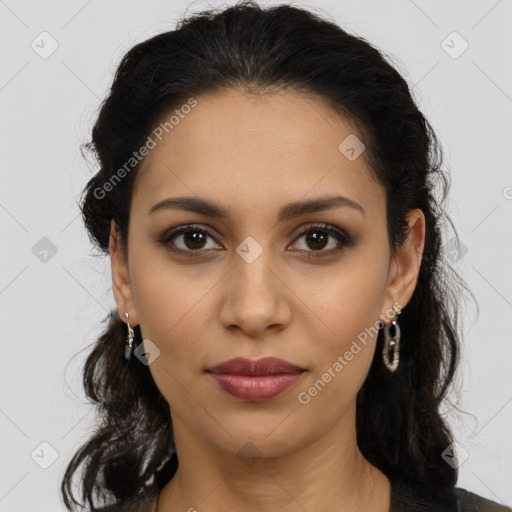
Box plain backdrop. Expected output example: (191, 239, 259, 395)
(1, 0, 511, 510)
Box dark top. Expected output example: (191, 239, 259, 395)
(94, 475, 512, 511)
(390, 476, 511, 511)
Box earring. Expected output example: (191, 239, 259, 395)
(124, 312, 134, 361)
(382, 302, 402, 373)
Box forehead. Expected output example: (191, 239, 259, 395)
(131, 88, 384, 221)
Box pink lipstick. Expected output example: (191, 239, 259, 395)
(207, 357, 306, 401)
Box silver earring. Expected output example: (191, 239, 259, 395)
(382, 302, 402, 373)
(124, 312, 134, 361)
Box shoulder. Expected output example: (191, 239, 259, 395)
(454, 487, 512, 512)
(390, 476, 511, 512)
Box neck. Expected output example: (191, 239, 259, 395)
(157, 407, 391, 512)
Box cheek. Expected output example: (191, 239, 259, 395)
(296, 302, 381, 417)
(135, 283, 209, 367)
(128, 258, 218, 394)
(305, 261, 387, 385)
(129, 242, 214, 345)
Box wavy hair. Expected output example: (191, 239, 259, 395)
(61, 1, 475, 509)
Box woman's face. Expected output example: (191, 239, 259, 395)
(111, 87, 423, 460)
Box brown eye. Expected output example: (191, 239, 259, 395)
(303, 231, 329, 251)
(181, 230, 208, 250)
(158, 225, 222, 257)
(290, 224, 354, 258)
(158, 222, 354, 259)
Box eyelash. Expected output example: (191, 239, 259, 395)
(158, 223, 354, 259)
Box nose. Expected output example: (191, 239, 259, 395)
(218, 248, 292, 338)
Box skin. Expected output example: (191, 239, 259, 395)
(110, 87, 425, 512)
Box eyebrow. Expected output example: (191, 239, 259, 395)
(148, 194, 366, 220)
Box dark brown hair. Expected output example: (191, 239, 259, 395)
(61, 1, 475, 509)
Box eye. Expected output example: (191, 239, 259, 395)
(289, 223, 354, 259)
(158, 223, 354, 258)
(158, 224, 221, 257)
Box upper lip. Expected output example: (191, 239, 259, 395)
(207, 357, 305, 375)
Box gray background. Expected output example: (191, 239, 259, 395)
(1, 0, 511, 510)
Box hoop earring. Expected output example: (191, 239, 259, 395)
(382, 302, 402, 373)
(124, 312, 134, 361)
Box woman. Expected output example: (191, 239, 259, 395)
(60, 1, 511, 511)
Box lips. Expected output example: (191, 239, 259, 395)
(207, 357, 306, 401)
(208, 357, 305, 375)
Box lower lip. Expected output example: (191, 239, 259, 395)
(208, 372, 305, 401)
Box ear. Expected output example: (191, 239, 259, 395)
(110, 220, 139, 327)
(383, 208, 425, 318)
